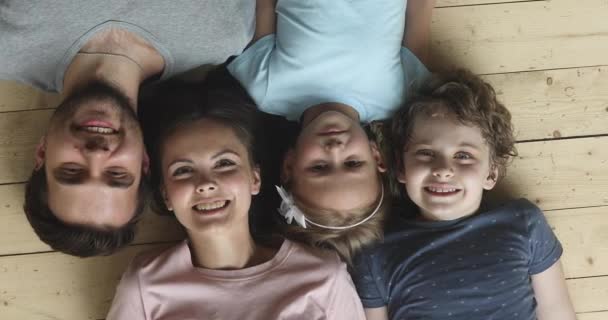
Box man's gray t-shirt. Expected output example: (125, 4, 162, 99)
(352, 199, 563, 320)
(0, 0, 255, 92)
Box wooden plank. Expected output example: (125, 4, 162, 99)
(432, 0, 608, 74)
(546, 206, 608, 279)
(484, 66, 608, 140)
(568, 276, 608, 313)
(0, 81, 59, 113)
(0, 110, 52, 184)
(489, 136, 608, 211)
(0, 183, 185, 256)
(0, 244, 165, 320)
(0, 249, 604, 319)
(578, 311, 608, 320)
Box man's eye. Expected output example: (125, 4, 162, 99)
(344, 160, 363, 168)
(455, 152, 473, 160)
(62, 167, 82, 175)
(172, 166, 193, 177)
(108, 171, 127, 178)
(215, 159, 236, 168)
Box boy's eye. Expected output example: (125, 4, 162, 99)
(215, 159, 236, 169)
(455, 152, 473, 160)
(344, 160, 363, 168)
(172, 166, 193, 177)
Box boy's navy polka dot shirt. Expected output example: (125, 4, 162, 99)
(352, 199, 562, 320)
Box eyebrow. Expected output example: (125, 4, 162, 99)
(211, 149, 240, 159)
(408, 141, 482, 150)
(52, 168, 135, 189)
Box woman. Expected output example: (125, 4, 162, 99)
(107, 81, 365, 319)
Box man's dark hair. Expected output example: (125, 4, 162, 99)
(23, 163, 148, 258)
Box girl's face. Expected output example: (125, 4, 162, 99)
(284, 106, 385, 217)
(161, 118, 260, 234)
(399, 113, 497, 221)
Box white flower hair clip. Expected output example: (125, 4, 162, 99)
(275, 184, 384, 230)
(276, 185, 307, 228)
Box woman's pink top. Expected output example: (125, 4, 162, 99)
(107, 239, 365, 319)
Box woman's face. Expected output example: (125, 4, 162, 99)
(161, 118, 260, 234)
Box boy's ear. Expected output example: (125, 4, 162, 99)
(483, 166, 499, 190)
(281, 149, 295, 184)
(370, 142, 387, 173)
(34, 136, 46, 171)
(251, 165, 262, 195)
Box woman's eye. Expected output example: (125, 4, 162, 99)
(344, 160, 363, 168)
(415, 149, 434, 157)
(215, 159, 236, 168)
(455, 152, 473, 160)
(172, 166, 193, 177)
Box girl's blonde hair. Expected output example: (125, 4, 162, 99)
(280, 177, 390, 264)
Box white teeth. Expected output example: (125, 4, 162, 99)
(427, 187, 458, 193)
(194, 201, 227, 211)
(82, 126, 116, 134)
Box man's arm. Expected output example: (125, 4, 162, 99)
(252, 0, 277, 42)
(531, 260, 576, 320)
(403, 0, 436, 66)
(365, 306, 389, 320)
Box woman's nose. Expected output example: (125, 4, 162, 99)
(196, 180, 217, 194)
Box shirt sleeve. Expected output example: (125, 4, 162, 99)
(226, 35, 275, 107)
(524, 201, 564, 274)
(325, 257, 367, 320)
(106, 258, 146, 320)
(400, 47, 431, 101)
(351, 251, 386, 308)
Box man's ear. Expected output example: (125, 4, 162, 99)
(142, 149, 150, 175)
(483, 166, 499, 190)
(370, 142, 387, 173)
(281, 149, 295, 184)
(251, 165, 262, 195)
(34, 136, 46, 171)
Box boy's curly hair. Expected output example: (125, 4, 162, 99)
(391, 69, 518, 182)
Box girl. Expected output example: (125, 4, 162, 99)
(107, 83, 366, 319)
(228, 0, 435, 261)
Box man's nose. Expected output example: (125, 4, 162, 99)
(324, 138, 344, 150)
(83, 136, 111, 153)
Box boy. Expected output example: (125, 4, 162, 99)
(353, 69, 576, 320)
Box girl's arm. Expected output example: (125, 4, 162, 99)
(253, 0, 277, 42)
(403, 0, 436, 67)
(365, 307, 389, 320)
(531, 260, 576, 320)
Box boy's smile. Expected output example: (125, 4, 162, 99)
(399, 112, 498, 221)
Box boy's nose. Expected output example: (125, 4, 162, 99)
(432, 166, 454, 179)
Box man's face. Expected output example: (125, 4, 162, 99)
(38, 83, 147, 229)
(399, 113, 498, 221)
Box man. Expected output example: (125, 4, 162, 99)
(0, 1, 255, 257)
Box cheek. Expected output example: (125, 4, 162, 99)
(164, 181, 192, 207)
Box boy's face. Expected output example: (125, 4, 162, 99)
(398, 113, 498, 221)
(283, 106, 385, 216)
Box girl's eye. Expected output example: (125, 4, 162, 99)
(310, 163, 328, 172)
(215, 159, 236, 169)
(455, 152, 473, 160)
(172, 166, 193, 177)
(344, 160, 363, 168)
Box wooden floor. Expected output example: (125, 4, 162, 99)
(1, 0, 607, 319)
